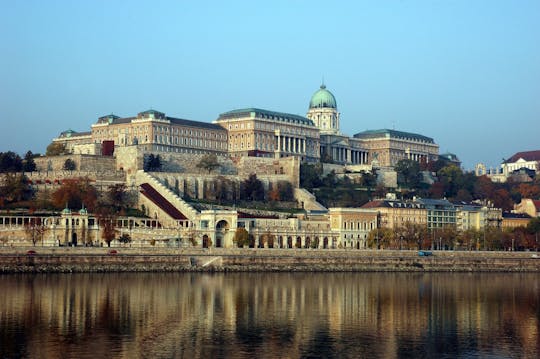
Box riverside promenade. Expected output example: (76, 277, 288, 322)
(1, 247, 539, 273)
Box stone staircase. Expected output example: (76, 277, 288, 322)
(136, 170, 199, 221)
(294, 188, 328, 212)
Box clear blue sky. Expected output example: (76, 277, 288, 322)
(1, 0, 539, 169)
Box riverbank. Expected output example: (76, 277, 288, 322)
(1, 247, 539, 273)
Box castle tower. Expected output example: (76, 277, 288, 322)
(306, 83, 340, 135)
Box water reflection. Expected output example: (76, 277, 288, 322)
(0, 273, 538, 358)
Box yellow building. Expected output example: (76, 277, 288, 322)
(90, 110, 228, 155)
(215, 108, 320, 162)
(353, 129, 439, 167)
(362, 199, 427, 230)
(328, 208, 379, 249)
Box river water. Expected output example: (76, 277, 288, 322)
(0, 272, 538, 359)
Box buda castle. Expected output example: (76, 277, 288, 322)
(54, 84, 439, 171)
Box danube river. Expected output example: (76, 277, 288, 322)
(0, 273, 538, 358)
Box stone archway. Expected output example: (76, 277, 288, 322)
(295, 236, 302, 249)
(215, 220, 229, 248)
(323, 237, 329, 249)
(287, 236, 293, 249)
(305, 237, 311, 249)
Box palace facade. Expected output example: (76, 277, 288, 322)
(53, 83, 439, 170)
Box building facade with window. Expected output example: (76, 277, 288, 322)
(90, 110, 228, 155)
(215, 108, 320, 162)
(362, 199, 427, 230)
(306, 83, 439, 167)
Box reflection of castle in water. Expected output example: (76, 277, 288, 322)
(0, 273, 538, 358)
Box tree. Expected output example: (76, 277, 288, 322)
(22, 151, 37, 172)
(268, 181, 294, 202)
(437, 164, 464, 199)
(233, 227, 250, 248)
(473, 176, 495, 200)
(241, 173, 265, 201)
(105, 183, 132, 214)
(118, 233, 132, 246)
(63, 158, 76, 171)
(491, 188, 513, 212)
(300, 163, 323, 190)
(0, 173, 33, 205)
(393, 222, 429, 250)
(527, 217, 540, 251)
(395, 159, 421, 189)
(24, 217, 46, 246)
(366, 228, 394, 249)
(144, 154, 162, 171)
(51, 177, 98, 211)
(95, 205, 117, 247)
(0, 151, 23, 173)
(46, 142, 67, 156)
(196, 153, 221, 174)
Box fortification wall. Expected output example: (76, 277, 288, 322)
(34, 154, 117, 172)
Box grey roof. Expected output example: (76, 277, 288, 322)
(217, 108, 315, 126)
(416, 198, 455, 209)
(96, 113, 225, 131)
(168, 117, 225, 130)
(353, 129, 435, 143)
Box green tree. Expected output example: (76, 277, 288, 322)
(437, 164, 464, 198)
(144, 154, 162, 171)
(196, 153, 221, 174)
(105, 183, 132, 213)
(63, 158, 76, 171)
(241, 173, 265, 201)
(118, 233, 132, 245)
(22, 151, 37, 172)
(0, 151, 23, 173)
(395, 159, 421, 189)
(299, 163, 323, 190)
(0, 173, 33, 205)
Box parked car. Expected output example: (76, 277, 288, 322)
(26, 250, 37, 256)
(418, 250, 433, 257)
(107, 249, 118, 256)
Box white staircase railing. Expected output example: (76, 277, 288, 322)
(136, 170, 199, 221)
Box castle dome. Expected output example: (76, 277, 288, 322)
(309, 84, 337, 109)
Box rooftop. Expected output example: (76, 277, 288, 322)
(95, 110, 225, 131)
(505, 150, 540, 163)
(353, 129, 435, 143)
(217, 108, 315, 126)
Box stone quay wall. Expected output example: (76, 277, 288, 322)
(1, 248, 539, 273)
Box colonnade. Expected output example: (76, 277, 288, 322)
(321, 146, 369, 165)
(276, 135, 307, 155)
(407, 152, 428, 162)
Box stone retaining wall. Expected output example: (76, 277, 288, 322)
(1, 248, 539, 273)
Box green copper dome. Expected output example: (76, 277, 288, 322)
(309, 84, 337, 109)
